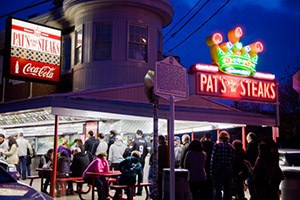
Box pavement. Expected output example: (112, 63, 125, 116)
(19, 178, 148, 200)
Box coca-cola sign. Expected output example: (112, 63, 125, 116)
(5, 18, 61, 83)
(10, 58, 60, 82)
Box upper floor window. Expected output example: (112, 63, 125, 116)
(129, 24, 148, 62)
(74, 26, 83, 64)
(95, 23, 112, 60)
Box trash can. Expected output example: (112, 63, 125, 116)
(162, 168, 190, 200)
(280, 168, 300, 200)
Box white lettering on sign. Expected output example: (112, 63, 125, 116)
(23, 63, 55, 78)
(12, 32, 60, 55)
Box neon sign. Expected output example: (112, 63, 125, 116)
(189, 64, 277, 103)
(206, 27, 263, 77)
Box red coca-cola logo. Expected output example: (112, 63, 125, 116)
(23, 63, 55, 78)
(10, 57, 60, 83)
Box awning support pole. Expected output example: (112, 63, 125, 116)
(50, 115, 59, 197)
(242, 126, 246, 150)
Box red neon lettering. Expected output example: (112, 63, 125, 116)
(200, 74, 207, 92)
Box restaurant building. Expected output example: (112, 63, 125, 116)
(0, 0, 278, 158)
(0, 0, 280, 197)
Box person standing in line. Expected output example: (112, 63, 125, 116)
(246, 132, 259, 200)
(174, 136, 182, 168)
(210, 131, 236, 200)
(0, 133, 8, 161)
(16, 132, 33, 180)
(232, 140, 248, 200)
(130, 130, 149, 196)
(180, 134, 191, 168)
(91, 133, 108, 157)
(2, 136, 19, 166)
(201, 132, 215, 200)
(184, 139, 207, 200)
(84, 130, 98, 161)
(245, 142, 284, 200)
(107, 130, 117, 155)
(26, 143, 35, 177)
(108, 135, 127, 170)
(158, 135, 169, 200)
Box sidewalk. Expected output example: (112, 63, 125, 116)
(19, 178, 147, 200)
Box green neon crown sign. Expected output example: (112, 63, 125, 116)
(206, 27, 263, 77)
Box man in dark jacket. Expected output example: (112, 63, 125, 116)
(129, 130, 149, 195)
(114, 150, 143, 200)
(84, 130, 97, 161)
(70, 147, 90, 177)
(246, 132, 259, 200)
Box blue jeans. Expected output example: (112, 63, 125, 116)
(17, 156, 27, 180)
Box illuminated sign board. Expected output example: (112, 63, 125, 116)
(189, 64, 277, 103)
(206, 27, 263, 77)
(4, 18, 61, 83)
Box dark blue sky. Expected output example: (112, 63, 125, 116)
(1, 0, 300, 80)
(164, 0, 300, 80)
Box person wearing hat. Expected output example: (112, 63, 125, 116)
(129, 130, 149, 196)
(174, 136, 182, 168)
(210, 130, 235, 200)
(108, 135, 127, 170)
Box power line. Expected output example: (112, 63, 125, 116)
(163, 0, 204, 39)
(0, 0, 52, 19)
(164, 0, 210, 44)
(167, 0, 231, 52)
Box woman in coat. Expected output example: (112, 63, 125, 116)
(3, 136, 19, 166)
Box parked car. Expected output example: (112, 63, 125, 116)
(278, 149, 300, 200)
(279, 148, 300, 168)
(0, 166, 52, 200)
(0, 160, 20, 180)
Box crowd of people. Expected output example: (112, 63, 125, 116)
(0, 129, 284, 200)
(173, 131, 284, 200)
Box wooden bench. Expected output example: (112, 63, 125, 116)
(27, 175, 40, 186)
(56, 177, 85, 197)
(110, 182, 153, 200)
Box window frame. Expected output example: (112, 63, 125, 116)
(94, 22, 113, 61)
(128, 23, 148, 62)
(74, 25, 83, 65)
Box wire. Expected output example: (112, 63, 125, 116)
(164, 0, 210, 44)
(163, 0, 204, 39)
(167, 0, 231, 52)
(0, 0, 52, 19)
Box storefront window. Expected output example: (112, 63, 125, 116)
(36, 136, 54, 155)
(94, 23, 112, 60)
(129, 24, 148, 61)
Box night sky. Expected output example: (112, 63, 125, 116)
(1, 0, 300, 80)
